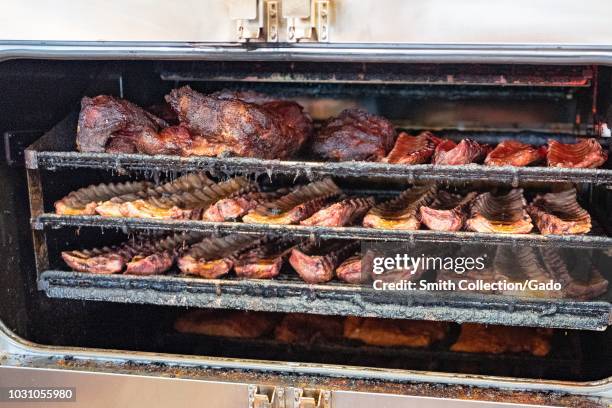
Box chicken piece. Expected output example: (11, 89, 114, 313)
(383, 131, 441, 164)
(363, 184, 438, 230)
(125, 251, 175, 275)
(527, 187, 591, 235)
(432, 139, 490, 165)
(344, 317, 448, 348)
(174, 310, 278, 338)
(300, 197, 374, 227)
(335, 255, 364, 284)
(275, 314, 345, 344)
(485, 140, 544, 167)
(165, 86, 312, 159)
(76, 95, 167, 153)
(243, 179, 341, 225)
(465, 189, 533, 234)
(289, 240, 359, 283)
(450, 324, 553, 357)
(419, 191, 477, 231)
(311, 108, 396, 161)
(547, 138, 608, 168)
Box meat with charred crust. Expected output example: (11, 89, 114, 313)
(175, 309, 278, 338)
(419, 190, 477, 231)
(383, 131, 441, 164)
(300, 196, 374, 227)
(485, 140, 543, 167)
(61, 232, 203, 275)
(362, 184, 438, 230)
(344, 317, 448, 348)
(233, 236, 301, 279)
(76, 95, 168, 153)
(202, 191, 280, 222)
(465, 189, 533, 234)
(451, 324, 553, 356)
(311, 108, 396, 161)
(55, 180, 153, 216)
(432, 139, 490, 165)
(527, 187, 591, 235)
(243, 179, 341, 225)
(177, 234, 259, 278)
(547, 138, 607, 168)
(275, 314, 345, 344)
(165, 86, 312, 159)
(289, 240, 359, 284)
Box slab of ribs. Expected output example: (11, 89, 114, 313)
(75, 91, 608, 168)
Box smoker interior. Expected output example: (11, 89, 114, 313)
(1, 59, 612, 384)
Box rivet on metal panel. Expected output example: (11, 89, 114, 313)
(290, 388, 331, 408)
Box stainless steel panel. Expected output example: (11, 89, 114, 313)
(0, 0, 611, 45)
(0, 366, 247, 408)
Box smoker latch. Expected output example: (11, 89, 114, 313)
(283, 0, 330, 42)
(289, 387, 331, 408)
(248, 384, 285, 408)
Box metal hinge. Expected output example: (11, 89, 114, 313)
(248, 385, 286, 408)
(283, 0, 330, 42)
(229, 0, 280, 42)
(289, 387, 331, 408)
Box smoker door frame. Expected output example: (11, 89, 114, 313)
(0, 43, 611, 404)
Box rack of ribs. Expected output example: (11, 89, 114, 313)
(300, 196, 374, 227)
(274, 313, 345, 344)
(61, 231, 204, 275)
(450, 324, 553, 357)
(54, 180, 153, 215)
(527, 187, 591, 235)
(118, 176, 255, 220)
(202, 191, 284, 222)
(289, 240, 359, 283)
(432, 139, 491, 165)
(233, 236, 302, 279)
(382, 131, 441, 164)
(465, 189, 533, 234)
(539, 247, 608, 300)
(310, 108, 396, 161)
(243, 178, 341, 225)
(177, 234, 259, 278)
(76, 95, 168, 153)
(547, 138, 608, 168)
(343, 317, 448, 348)
(419, 190, 478, 231)
(174, 309, 279, 338)
(362, 184, 438, 230)
(94, 172, 216, 217)
(164, 86, 312, 159)
(484, 140, 544, 166)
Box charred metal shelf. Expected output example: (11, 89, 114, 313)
(34, 214, 612, 250)
(27, 150, 612, 185)
(39, 270, 612, 331)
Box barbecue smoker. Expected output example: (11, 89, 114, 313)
(1, 1, 612, 407)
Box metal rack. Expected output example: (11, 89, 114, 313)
(39, 270, 612, 331)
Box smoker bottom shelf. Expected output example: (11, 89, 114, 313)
(39, 271, 612, 331)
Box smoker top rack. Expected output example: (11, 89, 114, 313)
(33, 214, 612, 250)
(39, 270, 612, 331)
(24, 113, 612, 186)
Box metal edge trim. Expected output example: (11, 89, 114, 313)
(1, 42, 612, 64)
